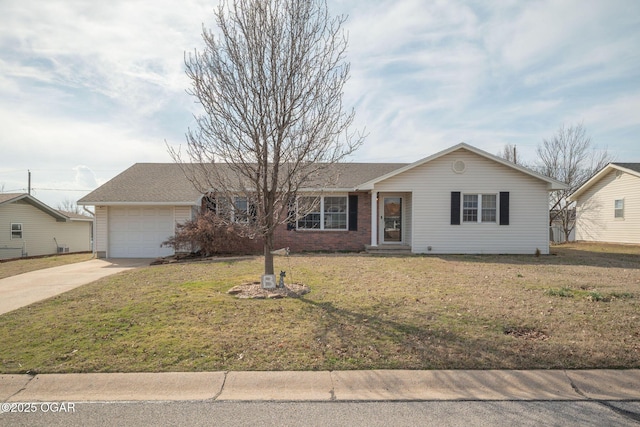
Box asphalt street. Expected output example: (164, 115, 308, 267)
(2, 400, 640, 427)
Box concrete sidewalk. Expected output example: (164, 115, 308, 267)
(2, 370, 639, 402)
(0, 258, 149, 315)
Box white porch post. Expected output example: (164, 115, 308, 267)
(370, 191, 377, 247)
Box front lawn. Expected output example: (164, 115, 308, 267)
(0, 244, 638, 373)
(0, 253, 94, 280)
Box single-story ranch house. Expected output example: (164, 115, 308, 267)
(78, 143, 566, 258)
(570, 162, 640, 244)
(0, 193, 93, 260)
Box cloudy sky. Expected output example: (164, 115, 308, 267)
(1, 0, 639, 208)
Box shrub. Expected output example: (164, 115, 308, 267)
(162, 210, 262, 256)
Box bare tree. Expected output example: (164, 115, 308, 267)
(536, 123, 613, 242)
(170, 0, 363, 275)
(57, 198, 82, 214)
(498, 144, 518, 164)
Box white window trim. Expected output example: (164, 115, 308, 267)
(11, 223, 23, 239)
(297, 195, 348, 231)
(614, 198, 624, 220)
(232, 196, 250, 223)
(462, 193, 497, 224)
(204, 194, 252, 224)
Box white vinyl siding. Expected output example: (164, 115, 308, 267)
(373, 148, 550, 254)
(0, 200, 91, 259)
(575, 170, 640, 244)
(95, 206, 108, 257)
(174, 206, 193, 225)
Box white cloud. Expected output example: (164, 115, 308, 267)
(1, 0, 640, 204)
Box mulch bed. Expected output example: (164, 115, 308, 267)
(227, 282, 310, 299)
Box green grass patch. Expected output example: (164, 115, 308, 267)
(545, 287, 574, 298)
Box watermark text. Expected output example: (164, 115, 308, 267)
(1, 402, 76, 414)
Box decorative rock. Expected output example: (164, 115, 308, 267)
(227, 282, 311, 299)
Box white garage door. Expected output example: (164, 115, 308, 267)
(109, 207, 175, 258)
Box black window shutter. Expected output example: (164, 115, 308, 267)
(500, 192, 510, 225)
(451, 192, 461, 225)
(203, 194, 217, 213)
(249, 203, 257, 223)
(348, 195, 358, 231)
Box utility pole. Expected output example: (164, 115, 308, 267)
(513, 146, 517, 164)
(28, 170, 31, 195)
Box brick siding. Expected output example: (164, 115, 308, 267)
(212, 192, 371, 254)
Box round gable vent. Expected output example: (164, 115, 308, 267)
(452, 160, 466, 174)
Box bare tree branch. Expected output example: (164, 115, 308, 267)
(169, 0, 363, 274)
(535, 123, 613, 242)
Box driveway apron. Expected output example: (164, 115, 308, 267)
(0, 259, 149, 315)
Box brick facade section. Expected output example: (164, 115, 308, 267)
(273, 192, 371, 252)
(214, 192, 372, 254)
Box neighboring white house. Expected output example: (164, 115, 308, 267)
(570, 163, 640, 244)
(78, 143, 566, 258)
(0, 193, 93, 260)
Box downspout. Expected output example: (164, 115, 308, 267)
(82, 206, 96, 257)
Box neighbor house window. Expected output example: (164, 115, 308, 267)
(615, 199, 624, 219)
(11, 223, 22, 239)
(463, 194, 497, 223)
(297, 196, 347, 230)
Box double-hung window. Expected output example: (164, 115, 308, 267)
(297, 196, 347, 230)
(233, 197, 249, 223)
(11, 223, 23, 239)
(614, 199, 624, 219)
(463, 194, 497, 224)
(203, 194, 253, 223)
(481, 194, 497, 222)
(462, 195, 478, 222)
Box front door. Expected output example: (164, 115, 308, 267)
(382, 196, 402, 243)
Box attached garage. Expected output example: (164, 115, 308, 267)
(108, 207, 175, 258)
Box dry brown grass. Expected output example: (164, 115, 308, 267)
(0, 243, 637, 373)
(0, 253, 93, 280)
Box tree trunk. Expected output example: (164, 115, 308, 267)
(264, 235, 274, 275)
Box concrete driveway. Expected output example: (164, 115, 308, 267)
(0, 258, 150, 315)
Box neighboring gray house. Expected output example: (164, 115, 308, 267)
(0, 193, 93, 260)
(570, 163, 640, 244)
(78, 143, 566, 258)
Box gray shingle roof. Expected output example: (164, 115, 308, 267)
(0, 193, 23, 204)
(613, 163, 640, 173)
(0, 193, 70, 221)
(78, 162, 408, 205)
